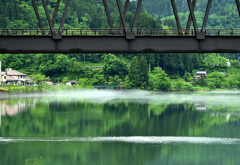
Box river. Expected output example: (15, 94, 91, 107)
(1, 90, 240, 165)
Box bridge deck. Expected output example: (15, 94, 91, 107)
(1, 34, 240, 53)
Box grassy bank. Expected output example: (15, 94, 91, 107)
(1, 84, 238, 94)
(0, 85, 94, 94)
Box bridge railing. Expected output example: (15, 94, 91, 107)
(134, 29, 195, 36)
(62, 29, 125, 36)
(1, 28, 240, 36)
(0, 28, 52, 36)
(206, 29, 240, 36)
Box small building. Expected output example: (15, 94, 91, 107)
(66, 81, 78, 86)
(1, 68, 32, 85)
(196, 71, 207, 78)
(1, 72, 6, 85)
(0, 61, 1, 85)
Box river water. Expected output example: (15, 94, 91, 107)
(1, 90, 240, 165)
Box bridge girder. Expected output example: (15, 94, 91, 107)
(1, 36, 240, 54)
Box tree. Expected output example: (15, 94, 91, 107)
(207, 81, 216, 90)
(185, 72, 193, 82)
(109, 76, 121, 86)
(78, 78, 92, 87)
(102, 54, 128, 79)
(230, 60, 240, 68)
(91, 74, 106, 85)
(62, 77, 68, 84)
(128, 56, 149, 89)
(148, 67, 171, 91)
(139, 56, 149, 88)
(206, 72, 226, 88)
(30, 74, 46, 85)
(128, 56, 141, 88)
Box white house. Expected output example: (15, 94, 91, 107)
(0, 61, 1, 85)
(196, 71, 207, 78)
(1, 68, 32, 85)
(1, 72, 6, 84)
(66, 81, 78, 86)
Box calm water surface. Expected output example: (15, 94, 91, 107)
(1, 90, 240, 165)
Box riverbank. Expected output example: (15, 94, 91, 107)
(1, 85, 239, 95)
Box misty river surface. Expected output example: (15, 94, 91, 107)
(1, 90, 240, 165)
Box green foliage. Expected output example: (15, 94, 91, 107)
(103, 54, 128, 79)
(30, 74, 46, 85)
(123, 75, 132, 89)
(128, 56, 149, 89)
(128, 56, 141, 88)
(109, 76, 121, 86)
(206, 72, 226, 88)
(230, 60, 240, 68)
(148, 67, 171, 91)
(62, 77, 68, 84)
(78, 78, 92, 87)
(193, 77, 207, 87)
(91, 73, 106, 85)
(185, 72, 193, 82)
(207, 81, 216, 90)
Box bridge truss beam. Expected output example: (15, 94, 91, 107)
(1, 36, 240, 54)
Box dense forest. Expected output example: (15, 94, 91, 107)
(1, 0, 240, 90)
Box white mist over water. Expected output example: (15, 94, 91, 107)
(1, 136, 240, 144)
(8, 90, 240, 106)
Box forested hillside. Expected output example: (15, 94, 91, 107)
(0, 0, 240, 90)
(143, 0, 240, 23)
(0, 0, 161, 29)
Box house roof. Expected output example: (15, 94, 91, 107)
(197, 71, 207, 74)
(6, 70, 26, 76)
(67, 81, 78, 83)
(6, 76, 18, 81)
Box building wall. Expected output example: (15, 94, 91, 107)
(0, 61, 1, 85)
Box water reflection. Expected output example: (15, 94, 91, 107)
(1, 96, 240, 137)
(1, 92, 240, 165)
(195, 102, 207, 111)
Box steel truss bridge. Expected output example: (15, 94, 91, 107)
(1, 0, 240, 54)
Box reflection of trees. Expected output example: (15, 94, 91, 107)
(1, 98, 240, 165)
(1, 99, 240, 137)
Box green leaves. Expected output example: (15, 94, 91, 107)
(30, 73, 46, 85)
(103, 54, 128, 79)
(148, 67, 171, 91)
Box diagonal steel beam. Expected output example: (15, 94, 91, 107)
(31, 0, 44, 33)
(120, 0, 130, 29)
(58, 0, 71, 34)
(185, 0, 196, 35)
(131, 0, 142, 32)
(116, 0, 128, 33)
(42, 0, 55, 33)
(52, 0, 61, 25)
(103, 0, 114, 29)
(187, 0, 199, 35)
(171, 0, 183, 35)
(236, 0, 240, 17)
(201, 0, 212, 32)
